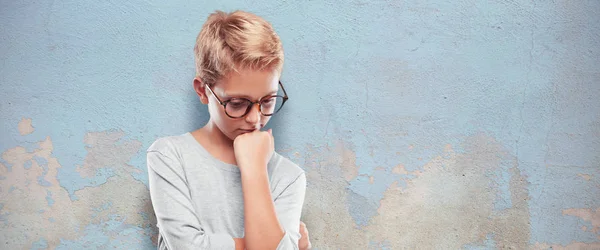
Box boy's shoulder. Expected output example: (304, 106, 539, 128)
(147, 133, 190, 155)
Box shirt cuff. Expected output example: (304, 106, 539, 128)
(275, 230, 300, 250)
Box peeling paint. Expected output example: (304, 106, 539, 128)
(392, 164, 409, 175)
(300, 133, 533, 248)
(300, 141, 370, 249)
(562, 208, 600, 235)
(365, 133, 530, 249)
(79, 130, 143, 179)
(17, 118, 34, 136)
(578, 174, 593, 181)
(0, 131, 156, 249)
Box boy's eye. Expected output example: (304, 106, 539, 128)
(262, 98, 274, 104)
(227, 100, 248, 109)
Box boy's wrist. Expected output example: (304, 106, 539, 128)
(239, 165, 268, 179)
(238, 162, 264, 171)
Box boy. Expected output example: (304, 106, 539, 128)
(147, 10, 311, 250)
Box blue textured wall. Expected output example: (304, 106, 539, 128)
(1, 0, 599, 249)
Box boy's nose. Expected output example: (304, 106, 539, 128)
(245, 103, 261, 124)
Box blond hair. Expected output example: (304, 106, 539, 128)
(194, 10, 284, 86)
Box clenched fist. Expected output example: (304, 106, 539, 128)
(233, 129, 274, 174)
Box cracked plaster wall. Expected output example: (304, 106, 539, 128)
(1, 0, 599, 249)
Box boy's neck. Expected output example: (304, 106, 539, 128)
(202, 121, 234, 149)
(192, 121, 237, 165)
(190, 121, 239, 165)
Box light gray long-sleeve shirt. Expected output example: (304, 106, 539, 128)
(147, 132, 306, 250)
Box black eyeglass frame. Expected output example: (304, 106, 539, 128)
(205, 81, 289, 118)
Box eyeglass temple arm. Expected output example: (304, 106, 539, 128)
(279, 81, 288, 98)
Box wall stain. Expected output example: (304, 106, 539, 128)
(562, 208, 600, 237)
(300, 133, 532, 248)
(0, 131, 156, 248)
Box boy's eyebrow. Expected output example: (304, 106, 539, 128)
(222, 90, 278, 100)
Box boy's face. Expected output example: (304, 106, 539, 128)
(195, 68, 280, 141)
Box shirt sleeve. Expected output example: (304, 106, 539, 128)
(147, 147, 235, 250)
(273, 172, 307, 250)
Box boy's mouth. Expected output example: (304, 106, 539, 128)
(239, 124, 264, 133)
(239, 128, 257, 133)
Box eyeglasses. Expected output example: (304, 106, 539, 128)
(205, 81, 289, 118)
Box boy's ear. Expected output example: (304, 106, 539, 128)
(193, 77, 209, 105)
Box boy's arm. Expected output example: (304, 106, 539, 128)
(241, 169, 286, 249)
(240, 168, 306, 250)
(234, 238, 246, 250)
(147, 149, 236, 249)
(235, 130, 306, 250)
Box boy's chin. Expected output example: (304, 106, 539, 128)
(233, 131, 250, 138)
(230, 129, 258, 140)
(229, 131, 246, 141)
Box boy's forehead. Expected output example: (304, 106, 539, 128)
(216, 73, 279, 98)
(228, 68, 278, 82)
(220, 69, 278, 87)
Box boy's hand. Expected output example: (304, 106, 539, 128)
(299, 221, 312, 250)
(233, 129, 274, 174)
